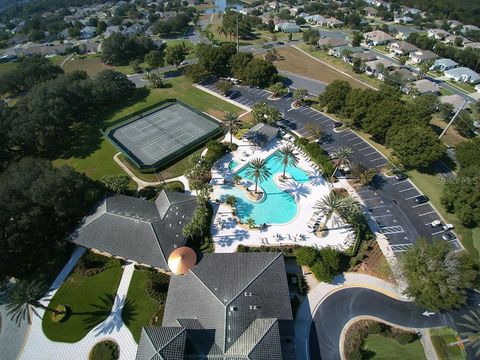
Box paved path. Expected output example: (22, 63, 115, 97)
(113, 152, 190, 191)
(20, 250, 138, 360)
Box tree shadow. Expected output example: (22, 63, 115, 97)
(59, 87, 150, 160)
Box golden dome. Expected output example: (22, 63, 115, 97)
(168, 247, 197, 275)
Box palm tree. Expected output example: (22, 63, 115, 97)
(223, 112, 241, 146)
(331, 146, 353, 180)
(451, 310, 480, 357)
(244, 158, 271, 193)
(275, 144, 298, 178)
(314, 191, 350, 230)
(6, 280, 62, 325)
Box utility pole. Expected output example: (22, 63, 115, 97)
(236, 17, 239, 52)
(439, 99, 467, 139)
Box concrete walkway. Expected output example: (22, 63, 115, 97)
(294, 273, 407, 360)
(20, 250, 138, 360)
(113, 152, 190, 191)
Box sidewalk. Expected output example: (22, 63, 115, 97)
(294, 273, 408, 360)
(20, 252, 138, 360)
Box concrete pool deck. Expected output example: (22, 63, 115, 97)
(210, 136, 355, 252)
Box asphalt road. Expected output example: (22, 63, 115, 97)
(309, 288, 480, 360)
(202, 80, 462, 254)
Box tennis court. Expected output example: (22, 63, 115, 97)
(107, 101, 220, 169)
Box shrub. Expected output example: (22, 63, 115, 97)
(89, 340, 119, 360)
(294, 246, 319, 267)
(295, 138, 336, 176)
(76, 252, 110, 276)
(389, 328, 418, 344)
(205, 140, 230, 164)
(51, 304, 70, 323)
(165, 181, 184, 192)
(145, 270, 170, 304)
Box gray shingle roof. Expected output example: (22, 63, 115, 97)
(136, 327, 187, 360)
(244, 123, 279, 145)
(70, 190, 197, 270)
(158, 253, 292, 358)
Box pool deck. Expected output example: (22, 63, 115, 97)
(210, 137, 355, 253)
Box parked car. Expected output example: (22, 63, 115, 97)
(228, 90, 240, 99)
(429, 220, 442, 227)
(395, 172, 408, 181)
(333, 122, 343, 128)
(415, 195, 429, 204)
(442, 232, 455, 241)
(442, 223, 454, 231)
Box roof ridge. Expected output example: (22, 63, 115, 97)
(188, 270, 227, 308)
(157, 327, 186, 356)
(143, 328, 158, 360)
(150, 222, 169, 267)
(246, 319, 278, 359)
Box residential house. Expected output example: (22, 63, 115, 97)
(329, 45, 364, 58)
(402, 79, 440, 95)
(394, 16, 413, 24)
(444, 67, 480, 84)
(444, 35, 470, 45)
(385, 67, 417, 83)
(363, 30, 394, 45)
(13, 42, 73, 57)
(104, 25, 124, 37)
(275, 22, 300, 33)
(304, 14, 327, 25)
(389, 41, 418, 55)
(390, 25, 424, 40)
(427, 28, 450, 40)
(476, 84, 480, 94)
(402, 7, 422, 16)
(327, 18, 344, 28)
(317, 37, 348, 49)
(447, 20, 463, 29)
(363, 7, 378, 17)
(136, 253, 293, 359)
(350, 51, 377, 63)
(409, 50, 439, 64)
(365, 58, 396, 76)
(124, 23, 145, 36)
(70, 190, 198, 272)
(439, 94, 472, 112)
(464, 42, 480, 50)
(430, 58, 458, 72)
(80, 26, 96, 39)
(462, 24, 480, 33)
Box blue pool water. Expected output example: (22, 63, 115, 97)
(219, 151, 310, 224)
(228, 160, 238, 171)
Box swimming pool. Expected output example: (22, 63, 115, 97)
(219, 151, 310, 224)
(228, 159, 239, 171)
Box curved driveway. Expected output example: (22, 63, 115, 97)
(307, 287, 480, 360)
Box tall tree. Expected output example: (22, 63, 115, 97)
(164, 44, 187, 68)
(275, 144, 298, 178)
(223, 112, 241, 146)
(331, 146, 353, 179)
(401, 238, 477, 311)
(144, 49, 163, 70)
(314, 191, 351, 229)
(318, 80, 352, 114)
(244, 158, 271, 193)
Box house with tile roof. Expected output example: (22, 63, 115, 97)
(135, 252, 293, 360)
(409, 50, 439, 64)
(70, 190, 197, 272)
(430, 58, 458, 72)
(444, 67, 480, 84)
(363, 30, 395, 45)
(389, 41, 418, 55)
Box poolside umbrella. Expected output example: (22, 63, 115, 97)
(168, 247, 197, 275)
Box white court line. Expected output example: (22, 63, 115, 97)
(405, 195, 418, 200)
(419, 211, 436, 217)
(370, 157, 385, 162)
(431, 230, 444, 236)
(412, 203, 429, 208)
(398, 187, 415, 193)
(392, 180, 409, 186)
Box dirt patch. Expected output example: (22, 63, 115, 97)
(430, 116, 467, 147)
(207, 108, 229, 120)
(63, 56, 113, 76)
(272, 47, 369, 89)
(351, 240, 396, 284)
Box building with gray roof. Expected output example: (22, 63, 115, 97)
(136, 252, 293, 359)
(70, 190, 197, 271)
(244, 123, 279, 146)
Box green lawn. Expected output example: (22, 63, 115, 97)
(363, 334, 426, 360)
(123, 270, 165, 343)
(0, 62, 17, 75)
(429, 327, 466, 360)
(55, 75, 243, 182)
(42, 265, 124, 342)
(447, 81, 476, 94)
(407, 170, 480, 262)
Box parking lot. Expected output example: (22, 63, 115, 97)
(200, 81, 463, 254)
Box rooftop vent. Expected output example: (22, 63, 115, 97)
(249, 305, 259, 310)
(230, 306, 238, 311)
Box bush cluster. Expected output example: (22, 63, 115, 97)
(237, 244, 298, 258)
(294, 246, 342, 283)
(75, 252, 121, 277)
(89, 340, 119, 360)
(344, 320, 419, 360)
(145, 270, 170, 304)
(51, 304, 70, 323)
(295, 138, 336, 176)
(204, 140, 230, 164)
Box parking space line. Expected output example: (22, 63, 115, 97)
(356, 189, 371, 194)
(362, 197, 380, 201)
(398, 187, 415, 193)
(431, 230, 444, 236)
(358, 146, 370, 151)
(392, 180, 408, 186)
(341, 132, 354, 137)
(372, 214, 393, 218)
(352, 141, 364, 146)
(370, 157, 385, 162)
(375, 164, 387, 168)
(412, 203, 429, 208)
(405, 195, 418, 200)
(419, 211, 436, 217)
(364, 151, 377, 156)
(369, 205, 387, 210)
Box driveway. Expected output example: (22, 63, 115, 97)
(200, 81, 462, 255)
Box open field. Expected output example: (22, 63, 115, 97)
(42, 265, 124, 342)
(429, 327, 466, 360)
(55, 75, 243, 181)
(0, 62, 17, 74)
(63, 55, 114, 76)
(430, 117, 467, 147)
(296, 44, 383, 89)
(363, 334, 426, 360)
(273, 46, 370, 89)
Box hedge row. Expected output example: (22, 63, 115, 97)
(75, 251, 122, 277)
(145, 270, 170, 304)
(295, 138, 336, 176)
